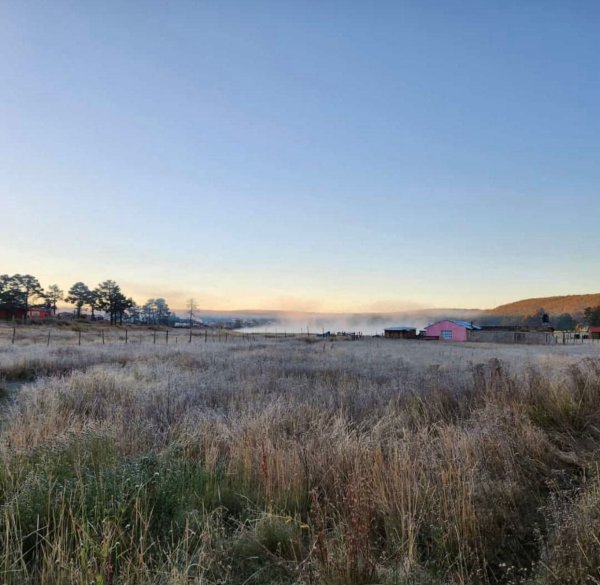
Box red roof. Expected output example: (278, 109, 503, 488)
(590, 326, 600, 333)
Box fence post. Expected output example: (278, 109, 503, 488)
(153, 331, 156, 344)
(166, 330, 169, 344)
(11, 327, 15, 344)
(78, 330, 81, 346)
(102, 330, 105, 345)
(47, 330, 51, 346)
(125, 329, 128, 344)
(205, 329, 207, 343)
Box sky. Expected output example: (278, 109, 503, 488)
(1, 1, 599, 313)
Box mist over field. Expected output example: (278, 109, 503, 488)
(236, 309, 484, 336)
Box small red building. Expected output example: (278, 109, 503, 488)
(0, 304, 26, 321)
(28, 306, 53, 319)
(590, 326, 600, 340)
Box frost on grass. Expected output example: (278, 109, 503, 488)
(0, 338, 599, 584)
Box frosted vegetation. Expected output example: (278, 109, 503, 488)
(0, 335, 599, 584)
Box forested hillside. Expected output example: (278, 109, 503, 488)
(491, 293, 600, 317)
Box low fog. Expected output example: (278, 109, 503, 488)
(238, 309, 484, 336)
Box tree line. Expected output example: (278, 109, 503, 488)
(522, 307, 600, 329)
(481, 307, 600, 330)
(0, 274, 174, 326)
(584, 306, 600, 327)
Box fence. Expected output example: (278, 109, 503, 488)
(0, 327, 248, 347)
(0, 326, 331, 347)
(552, 331, 600, 345)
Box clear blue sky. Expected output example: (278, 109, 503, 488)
(1, 1, 599, 311)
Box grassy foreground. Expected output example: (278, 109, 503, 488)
(0, 338, 599, 584)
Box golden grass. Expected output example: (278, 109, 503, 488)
(0, 336, 598, 583)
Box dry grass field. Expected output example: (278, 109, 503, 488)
(0, 327, 599, 584)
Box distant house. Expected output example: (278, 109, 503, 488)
(28, 306, 53, 319)
(384, 326, 417, 339)
(590, 326, 600, 340)
(424, 320, 481, 342)
(57, 312, 75, 320)
(0, 304, 26, 321)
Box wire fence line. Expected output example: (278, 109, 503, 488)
(4, 325, 594, 347)
(0, 326, 328, 347)
(551, 331, 600, 345)
(0, 328, 259, 347)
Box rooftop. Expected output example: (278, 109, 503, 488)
(427, 319, 481, 330)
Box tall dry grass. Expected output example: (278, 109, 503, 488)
(0, 338, 598, 583)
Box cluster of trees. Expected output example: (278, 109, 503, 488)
(0, 274, 174, 326)
(480, 306, 600, 331)
(0, 274, 62, 318)
(520, 309, 577, 331)
(118, 298, 174, 326)
(584, 306, 600, 327)
(525, 307, 600, 329)
(139, 298, 172, 325)
(67, 280, 135, 326)
(66, 283, 175, 326)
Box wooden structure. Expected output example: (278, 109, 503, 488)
(0, 304, 26, 321)
(384, 326, 417, 339)
(469, 329, 552, 344)
(590, 326, 600, 340)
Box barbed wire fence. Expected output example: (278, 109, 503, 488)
(0, 326, 328, 347)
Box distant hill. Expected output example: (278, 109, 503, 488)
(491, 294, 600, 317)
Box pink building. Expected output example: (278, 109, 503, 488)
(424, 320, 480, 342)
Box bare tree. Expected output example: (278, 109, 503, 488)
(186, 298, 197, 326)
(186, 298, 197, 342)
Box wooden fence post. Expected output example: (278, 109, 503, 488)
(102, 330, 105, 345)
(47, 330, 51, 346)
(78, 330, 81, 346)
(11, 327, 15, 344)
(125, 329, 128, 344)
(166, 330, 169, 344)
(153, 331, 156, 344)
